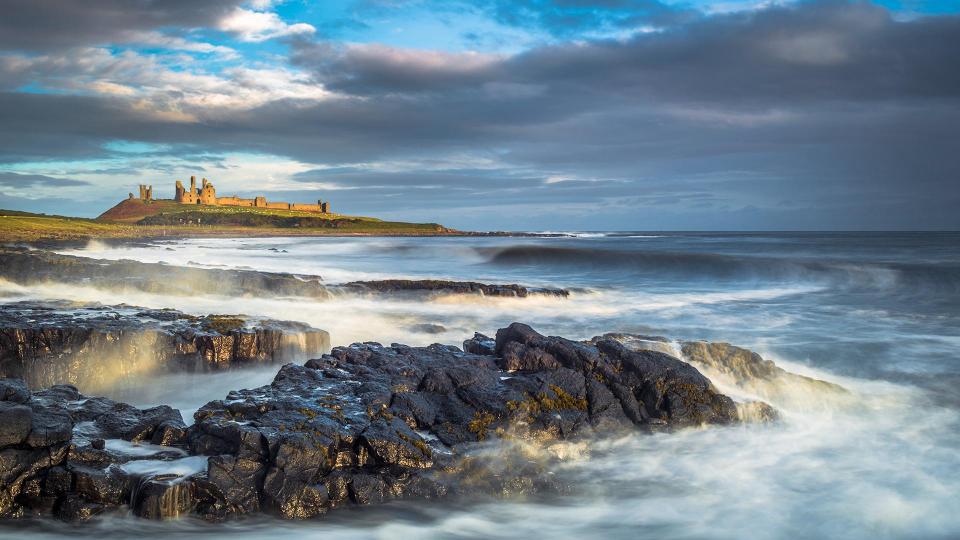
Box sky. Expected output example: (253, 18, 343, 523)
(0, 0, 957, 231)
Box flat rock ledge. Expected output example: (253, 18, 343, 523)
(0, 301, 330, 391)
(340, 279, 570, 298)
(0, 323, 775, 523)
(0, 248, 569, 302)
(0, 247, 330, 299)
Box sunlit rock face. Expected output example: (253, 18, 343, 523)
(0, 323, 789, 523)
(0, 301, 330, 392)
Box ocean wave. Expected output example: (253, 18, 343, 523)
(478, 245, 960, 292)
(530, 231, 664, 238)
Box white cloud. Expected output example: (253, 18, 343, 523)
(247, 0, 281, 8)
(218, 8, 315, 42)
(120, 31, 239, 59)
(0, 47, 332, 118)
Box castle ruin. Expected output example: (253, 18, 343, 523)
(165, 176, 331, 213)
(130, 184, 153, 201)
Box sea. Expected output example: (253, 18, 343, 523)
(2, 231, 958, 539)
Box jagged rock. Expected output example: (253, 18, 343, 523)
(203, 455, 265, 517)
(0, 301, 330, 391)
(0, 402, 32, 447)
(0, 379, 198, 520)
(56, 495, 105, 521)
(462, 333, 496, 355)
(93, 404, 185, 443)
(73, 465, 128, 505)
(497, 323, 738, 427)
(341, 280, 569, 298)
(0, 323, 779, 523)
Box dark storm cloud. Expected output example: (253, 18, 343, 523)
(0, 171, 89, 187)
(292, 168, 556, 190)
(2, 1, 958, 228)
(298, 1, 960, 102)
(0, 0, 243, 51)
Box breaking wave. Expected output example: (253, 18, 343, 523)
(478, 245, 960, 293)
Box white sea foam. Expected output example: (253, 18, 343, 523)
(5, 234, 959, 539)
(119, 456, 208, 479)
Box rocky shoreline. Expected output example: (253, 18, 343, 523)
(0, 247, 570, 301)
(0, 301, 330, 392)
(341, 279, 569, 298)
(0, 323, 798, 523)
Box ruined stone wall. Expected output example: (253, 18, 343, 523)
(265, 202, 291, 210)
(289, 203, 325, 212)
(199, 179, 217, 205)
(215, 197, 255, 207)
(175, 178, 199, 204)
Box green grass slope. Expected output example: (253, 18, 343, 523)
(0, 201, 455, 243)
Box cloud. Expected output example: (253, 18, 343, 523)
(218, 8, 316, 42)
(0, 47, 330, 115)
(1, 1, 959, 229)
(0, 0, 244, 51)
(0, 171, 90, 187)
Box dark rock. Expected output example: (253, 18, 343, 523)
(0, 247, 330, 300)
(262, 469, 329, 519)
(0, 444, 68, 517)
(205, 456, 265, 516)
(0, 401, 32, 447)
(0, 378, 200, 520)
(73, 465, 128, 505)
(25, 406, 73, 448)
(0, 379, 29, 403)
(0, 323, 773, 524)
(94, 404, 185, 443)
(56, 495, 105, 522)
(44, 466, 73, 497)
(462, 333, 496, 356)
(341, 280, 569, 298)
(495, 323, 738, 427)
(348, 474, 389, 505)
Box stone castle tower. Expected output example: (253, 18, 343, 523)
(137, 184, 153, 201)
(174, 176, 199, 204)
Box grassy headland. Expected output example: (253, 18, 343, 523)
(0, 200, 457, 243)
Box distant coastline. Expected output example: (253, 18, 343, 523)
(0, 207, 538, 245)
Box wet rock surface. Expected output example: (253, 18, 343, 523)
(0, 382, 193, 520)
(0, 301, 330, 391)
(678, 341, 846, 393)
(340, 280, 570, 298)
(596, 332, 846, 407)
(0, 323, 775, 523)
